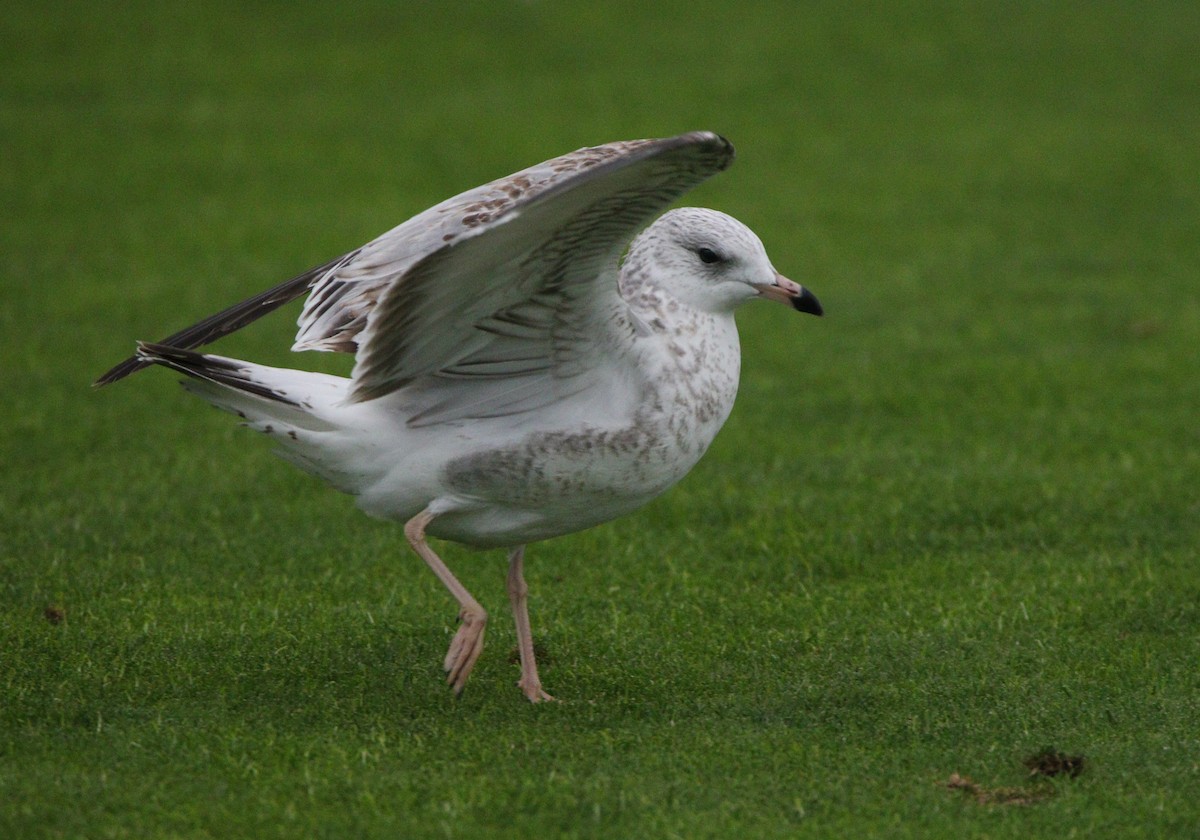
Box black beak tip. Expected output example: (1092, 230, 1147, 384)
(793, 287, 824, 316)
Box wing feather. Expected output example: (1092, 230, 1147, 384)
(349, 132, 733, 404)
(94, 252, 357, 386)
(96, 132, 735, 421)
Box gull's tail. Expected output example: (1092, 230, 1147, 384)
(133, 343, 364, 492)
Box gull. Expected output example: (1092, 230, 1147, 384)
(95, 131, 823, 703)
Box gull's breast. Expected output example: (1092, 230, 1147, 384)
(428, 337, 741, 547)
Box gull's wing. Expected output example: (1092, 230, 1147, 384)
(344, 131, 734, 409)
(95, 132, 734, 406)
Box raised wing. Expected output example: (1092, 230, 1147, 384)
(346, 132, 734, 406)
(94, 132, 734, 405)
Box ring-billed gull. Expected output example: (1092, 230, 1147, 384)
(96, 132, 823, 702)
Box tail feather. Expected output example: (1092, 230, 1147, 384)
(134, 342, 344, 433)
(132, 343, 375, 496)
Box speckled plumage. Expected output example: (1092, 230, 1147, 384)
(97, 132, 822, 702)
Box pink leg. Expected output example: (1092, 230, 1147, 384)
(506, 545, 554, 703)
(404, 508, 486, 696)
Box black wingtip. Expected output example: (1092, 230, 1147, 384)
(93, 356, 148, 388)
(682, 129, 733, 151)
(91, 251, 356, 391)
(684, 130, 735, 169)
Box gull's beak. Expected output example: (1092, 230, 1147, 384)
(756, 272, 823, 316)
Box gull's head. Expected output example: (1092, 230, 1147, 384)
(626, 207, 822, 317)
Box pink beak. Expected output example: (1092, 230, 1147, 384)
(755, 272, 823, 315)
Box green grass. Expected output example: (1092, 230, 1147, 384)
(3, 0, 1199, 836)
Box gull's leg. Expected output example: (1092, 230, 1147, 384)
(404, 508, 486, 696)
(506, 545, 555, 703)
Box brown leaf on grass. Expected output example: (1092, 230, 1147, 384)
(43, 605, 65, 625)
(944, 773, 1054, 806)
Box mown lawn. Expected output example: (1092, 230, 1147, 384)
(3, 1, 1198, 837)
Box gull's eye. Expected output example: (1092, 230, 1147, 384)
(697, 247, 721, 265)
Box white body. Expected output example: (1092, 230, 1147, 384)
(260, 283, 740, 548)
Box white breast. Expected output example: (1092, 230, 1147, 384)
(356, 306, 742, 548)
